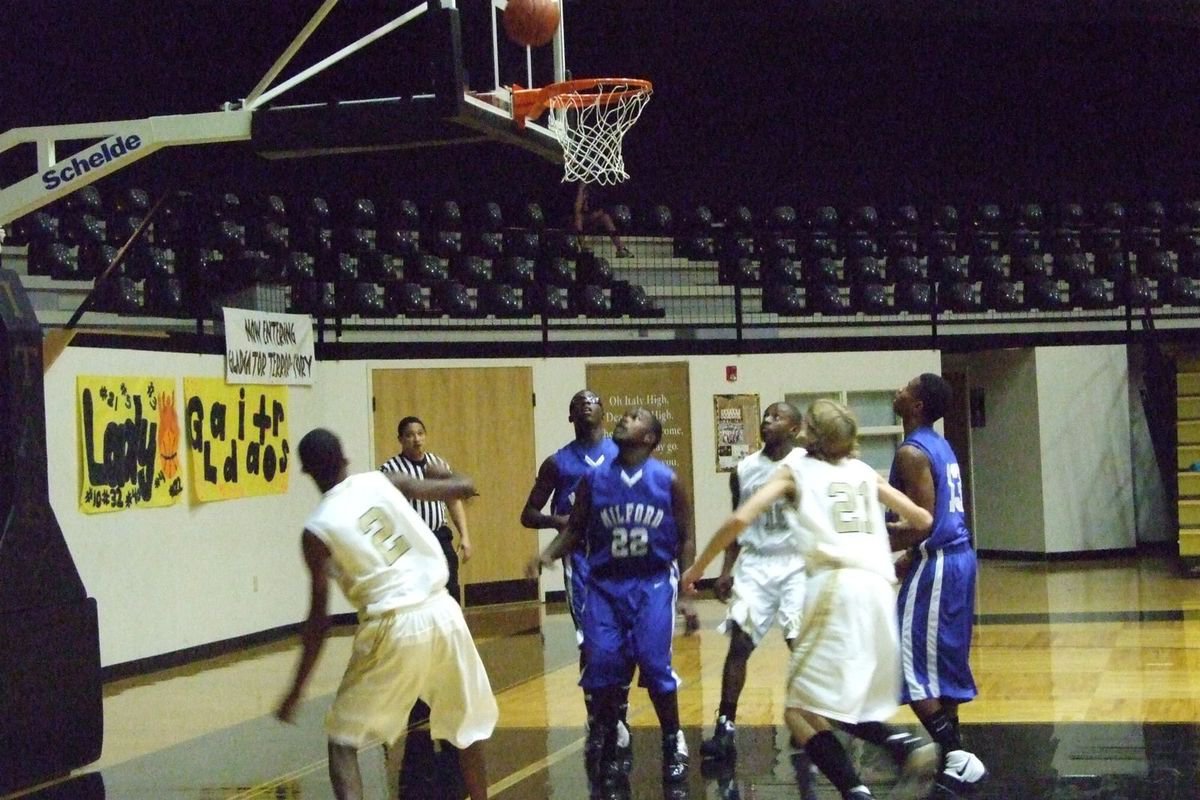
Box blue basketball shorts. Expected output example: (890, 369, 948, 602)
(896, 541, 979, 704)
(579, 566, 681, 695)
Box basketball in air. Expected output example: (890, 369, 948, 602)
(503, 0, 561, 48)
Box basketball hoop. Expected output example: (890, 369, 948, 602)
(512, 78, 652, 185)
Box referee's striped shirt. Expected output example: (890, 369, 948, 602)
(379, 451, 450, 533)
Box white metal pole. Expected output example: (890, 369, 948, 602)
(244, 0, 342, 107)
(244, 2, 431, 111)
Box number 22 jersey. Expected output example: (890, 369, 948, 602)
(584, 456, 679, 578)
(304, 471, 449, 617)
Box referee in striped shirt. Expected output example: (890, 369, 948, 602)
(380, 416, 472, 605)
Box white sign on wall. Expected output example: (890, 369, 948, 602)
(222, 307, 315, 385)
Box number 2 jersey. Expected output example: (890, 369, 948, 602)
(787, 455, 895, 582)
(888, 425, 972, 551)
(584, 456, 679, 578)
(304, 471, 449, 617)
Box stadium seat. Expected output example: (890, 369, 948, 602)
(894, 281, 933, 313)
(982, 279, 1023, 311)
(851, 283, 889, 315)
(1026, 277, 1066, 310)
(338, 282, 388, 317)
(384, 281, 428, 316)
(449, 254, 493, 287)
(761, 257, 803, 287)
(407, 254, 449, 285)
(506, 230, 540, 259)
(763, 283, 804, 315)
(29, 241, 79, 279)
(725, 205, 755, 235)
(144, 275, 186, 317)
(478, 283, 526, 318)
(431, 279, 476, 317)
(1070, 278, 1113, 310)
(571, 284, 614, 317)
(537, 256, 575, 287)
(718, 256, 758, 286)
(890, 255, 926, 283)
(940, 281, 981, 312)
(359, 250, 404, 282)
(577, 252, 614, 285)
(808, 282, 850, 315)
(495, 256, 535, 286)
(640, 204, 673, 234)
(429, 200, 462, 232)
(611, 281, 664, 318)
(767, 205, 798, 233)
(290, 281, 337, 316)
(378, 228, 421, 258)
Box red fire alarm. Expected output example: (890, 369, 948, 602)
(726, 365, 738, 382)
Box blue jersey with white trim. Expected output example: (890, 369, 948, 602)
(890, 426, 971, 551)
(585, 456, 679, 577)
(551, 437, 619, 517)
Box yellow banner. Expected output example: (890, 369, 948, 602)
(78, 376, 183, 514)
(184, 378, 290, 502)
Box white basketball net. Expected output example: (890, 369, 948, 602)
(546, 82, 652, 186)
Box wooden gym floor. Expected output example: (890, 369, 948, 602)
(5, 552, 1200, 799)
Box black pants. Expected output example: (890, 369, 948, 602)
(434, 526, 460, 605)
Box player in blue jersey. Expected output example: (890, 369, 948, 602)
(520, 389, 631, 768)
(529, 407, 696, 790)
(890, 374, 987, 797)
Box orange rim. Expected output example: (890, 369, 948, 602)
(512, 78, 652, 124)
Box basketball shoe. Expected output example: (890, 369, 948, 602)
(933, 749, 988, 796)
(700, 715, 736, 761)
(883, 732, 939, 799)
(662, 729, 690, 783)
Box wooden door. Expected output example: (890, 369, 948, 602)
(371, 366, 536, 606)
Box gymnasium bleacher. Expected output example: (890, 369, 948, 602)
(6, 187, 1200, 346)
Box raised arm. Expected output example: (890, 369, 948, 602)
(877, 474, 933, 537)
(887, 444, 936, 551)
(276, 530, 332, 724)
(520, 455, 569, 532)
(384, 470, 477, 503)
(525, 474, 591, 577)
(713, 469, 742, 601)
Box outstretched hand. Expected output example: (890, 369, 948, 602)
(525, 552, 554, 580)
(275, 691, 301, 725)
(713, 574, 734, 603)
(679, 597, 701, 635)
(680, 564, 703, 596)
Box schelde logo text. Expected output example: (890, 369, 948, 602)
(41, 135, 143, 190)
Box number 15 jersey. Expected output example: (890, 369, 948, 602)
(585, 456, 679, 578)
(304, 471, 449, 617)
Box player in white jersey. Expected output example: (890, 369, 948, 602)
(701, 401, 807, 762)
(276, 428, 498, 800)
(684, 400, 936, 800)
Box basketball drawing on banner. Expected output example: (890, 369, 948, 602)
(77, 375, 183, 513)
(184, 377, 290, 503)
